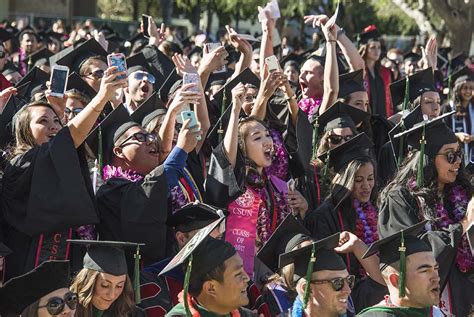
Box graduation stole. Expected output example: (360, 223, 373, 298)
(34, 228, 73, 267)
(451, 106, 470, 165)
(226, 175, 288, 278)
(363, 66, 393, 117)
(178, 167, 202, 203)
(184, 294, 240, 317)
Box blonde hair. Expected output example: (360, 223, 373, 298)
(70, 269, 135, 317)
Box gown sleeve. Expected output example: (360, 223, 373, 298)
(204, 142, 246, 208)
(284, 109, 313, 179)
(1, 127, 98, 236)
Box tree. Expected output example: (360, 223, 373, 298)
(390, 0, 473, 54)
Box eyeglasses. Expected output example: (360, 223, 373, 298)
(437, 149, 464, 164)
(0, 51, 6, 58)
(133, 71, 156, 84)
(38, 292, 78, 315)
(328, 134, 353, 145)
(82, 69, 105, 80)
(118, 132, 157, 147)
(244, 95, 257, 102)
(64, 107, 84, 117)
(310, 275, 355, 291)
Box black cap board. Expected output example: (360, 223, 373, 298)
(318, 132, 374, 173)
(0, 242, 12, 257)
(130, 91, 166, 126)
(280, 53, 304, 68)
(14, 66, 49, 100)
(0, 260, 70, 315)
(390, 68, 436, 106)
(27, 47, 54, 68)
(50, 38, 107, 73)
(318, 101, 370, 135)
(157, 67, 181, 103)
(0, 27, 14, 42)
(404, 52, 421, 63)
(448, 66, 473, 88)
(66, 72, 97, 99)
(357, 27, 379, 46)
(167, 201, 225, 233)
(0, 94, 26, 148)
(338, 69, 365, 98)
(85, 104, 139, 166)
(2, 61, 20, 77)
(256, 214, 312, 273)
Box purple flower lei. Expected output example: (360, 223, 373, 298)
(435, 185, 473, 272)
(353, 199, 379, 245)
(264, 128, 290, 181)
(102, 165, 144, 182)
(298, 97, 322, 121)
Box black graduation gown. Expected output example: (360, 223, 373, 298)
(377, 141, 398, 186)
(76, 305, 146, 317)
(304, 199, 387, 313)
(361, 115, 394, 161)
(96, 164, 172, 269)
(378, 185, 473, 317)
(1, 128, 98, 280)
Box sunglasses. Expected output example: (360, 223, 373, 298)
(311, 275, 355, 291)
(0, 51, 6, 58)
(64, 107, 84, 117)
(133, 71, 156, 84)
(82, 69, 105, 80)
(118, 132, 157, 147)
(328, 134, 353, 145)
(38, 292, 78, 315)
(437, 149, 464, 164)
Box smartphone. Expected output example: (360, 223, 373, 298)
(205, 43, 226, 73)
(181, 110, 201, 141)
(287, 179, 296, 192)
(265, 55, 279, 73)
(142, 14, 150, 38)
(182, 72, 200, 93)
(107, 53, 127, 80)
(49, 65, 69, 97)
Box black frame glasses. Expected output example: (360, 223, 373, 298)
(37, 291, 78, 315)
(437, 149, 464, 164)
(64, 107, 84, 117)
(328, 134, 353, 145)
(118, 132, 157, 147)
(82, 69, 105, 80)
(310, 275, 355, 291)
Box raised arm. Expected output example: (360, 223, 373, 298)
(319, 21, 339, 114)
(226, 25, 253, 79)
(198, 45, 228, 89)
(224, 83, 246, 168)
(259, 8, 276, 79)
(67, 67, 127, 148)
(251, 66, 284, 120)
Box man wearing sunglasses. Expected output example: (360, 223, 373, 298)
(124, 53, 156, 113)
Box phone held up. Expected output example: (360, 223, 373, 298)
(181, 110, 201, 141)
(107, 53, 127, 80)
(265, 55, 279, 73)
(49, 65, 70, 97)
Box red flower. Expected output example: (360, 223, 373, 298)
(364, 25, 377, 33)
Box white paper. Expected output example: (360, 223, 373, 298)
(236, 34, 260, 42)
(326, 1, 340, 28)
(258, 0, 280, 21)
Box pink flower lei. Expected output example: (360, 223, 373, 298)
(435, 185, 473, 272)
(353, 199, 379, 245)
(102, 165, 144, 182)
(298, 97, 322, 121)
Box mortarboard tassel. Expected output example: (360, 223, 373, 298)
(311, 115, 320, 161)
(401, 76, 409, 112)
(218, 89, 227, 144)
(397, 77, 410, 167)
(134, 245, 142, 304)
(98, 126, 103, 178)
(303, 243, 316, 309)
(416, 125, 426, 187)
(447, 59, 453, 101)
(183, 254, 193, 317)
(398, 230, 407, 297)
(397, 121, 405, 167)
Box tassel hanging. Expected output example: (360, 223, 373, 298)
(311, 115, 320, 161)
(398, 230, 407, 298)
(416, 126, 426, 187)
(183, 254, 194, 317)
(218, 89, 227, 144)
(303, 243, 316, 309)
(133, 245, 142, 304)
(98, 126, 103, 178)
(402, 76, 410, 112)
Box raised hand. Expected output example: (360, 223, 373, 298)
(287, 189, 309, 219)
(421, 35, 438, 70)
(231, 82, 247, 112)
(199, 45, 228, 75)
(168, 83, 202, 113)
(172, 53, 198, 77)
(304, 14, 329, 28)
(97, 66, 128, 101)
(142, 16, 166, 47)
(226, 25, 252, 56)
(334, 231, 362, 254)
(176, 118, 202, 153)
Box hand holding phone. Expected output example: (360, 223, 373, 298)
(287, 179, 296, 192)
(50, 65, 70, 97)
(181, 110, 201, 141)
(205, 43, 226, 73)
(142, 14, 151, 38)
(182, 72, 200, 93)
(265, 55, 280, 73)
(107, 53, 127, 80)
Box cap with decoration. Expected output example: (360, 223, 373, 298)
(357, 25, 380, 46)
(167, 200, 226, 233)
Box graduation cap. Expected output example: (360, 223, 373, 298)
(0, 242, 12, 257)
(362, 221, 430, 297)
(448, 66, 473, 88)
(318, 101, 370, 135)
(50, 38, 107, 72)
(0, 27, 14, 42)
(66, 72, 97, 99)
(126, 52, 161, 89)
(318, 132, 374, 173)
(0, 94, 26, 148)
(338, 69, 365, 98)
(0, 260, 70, 315)
(27, 47, 54, 68)
(357, 25, 380, 46)
(167, 200, 225, 233)
(394, 110, 457, 186)
(209, 68, 261, 142)
(404, 52, 421, 63)
(390, 68, 436, 107)
(69, 240, 145, 304)
(85, 104, 139, 170)
(159, 217, 230, 316)
(207, 69, 231, 89)
(16, 25, 39, 41)
(130, 91, 166, 126)
(279, 233, 346, 308)
(2, 61, 20, 77)
(187, 45, 203, 58)
(157, 68, 180, 103)
(14, 66, 49, 100)
(280, 53, 304, 69)
(256, 214, 312, 273)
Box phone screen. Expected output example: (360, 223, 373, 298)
(108, 54, 127, 80)
(51, 69, 68, 95)
(182, 72, 200, 93)
(142, 15, 150, 38)
(205, 43, 226, 73)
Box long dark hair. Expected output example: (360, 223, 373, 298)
(379, 150, 472, 221)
